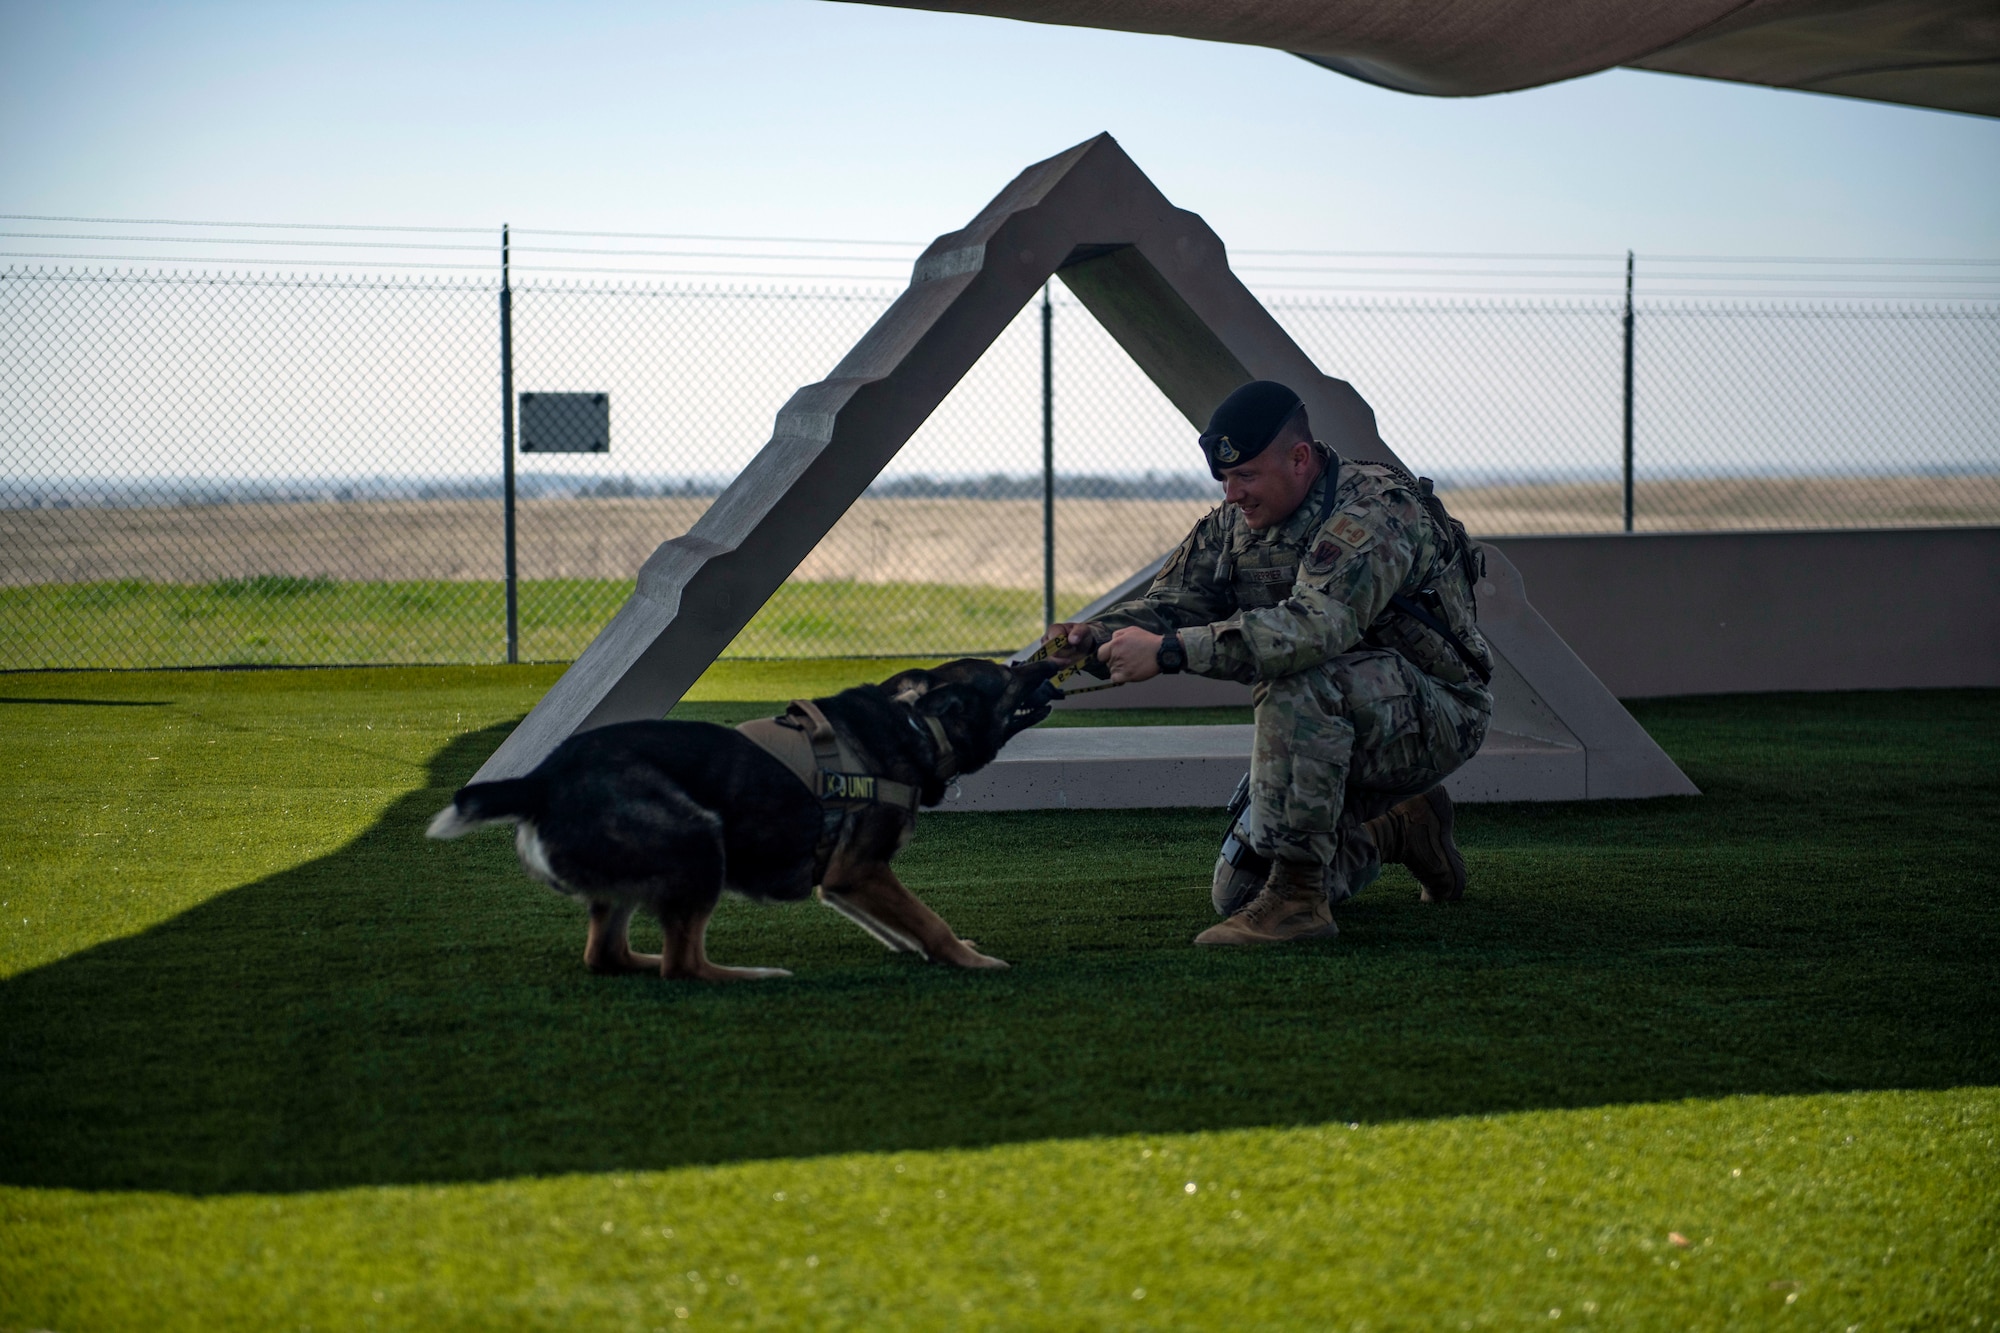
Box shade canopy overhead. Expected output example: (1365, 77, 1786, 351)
(851, 0, 2000, 117)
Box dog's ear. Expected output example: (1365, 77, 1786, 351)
(880, 667, 936, 707)
(922, 658, 1008, 692)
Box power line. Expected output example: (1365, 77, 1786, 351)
(1255, 284, 1623, 297)
(508, 263, 902, 282)
(1237, 248, 1624, 261)
(0, 253, 906, 284)
(511, 226, 921, 246)
(1253, 281, 1998, 300)
(512, 243, 910, 263)
(0, 251, 499, 272)
(4, 213, 1990, 267)
(0, 212, 488, 233)
(1238, 263, 1630, 280)
(1235, 246, 2000, 266)
(0, 230, 492, 251)
(1239, 261, 1998, 285)
(1642, 253, 2000, 266)
(0, 232, 918, 265)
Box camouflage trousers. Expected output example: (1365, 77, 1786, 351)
(1244, 647, 1491, 903)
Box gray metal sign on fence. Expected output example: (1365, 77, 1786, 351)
(519, 392, 609, 453)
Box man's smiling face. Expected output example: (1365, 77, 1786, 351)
(1219, 440, 1320, 530)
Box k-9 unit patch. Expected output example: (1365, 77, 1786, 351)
(820, 771, 877, 800)
(1307, 513, 1377, 571)
(1329, 513, 1376, 550)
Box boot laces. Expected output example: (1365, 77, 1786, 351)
(1241, 886, 1290, 926)
(1241, 876, 1317, 927)
(1373, 810, 1407, 862)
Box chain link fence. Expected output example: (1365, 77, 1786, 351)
(4, 262, 1995, 669)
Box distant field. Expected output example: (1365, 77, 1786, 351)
(7, 476, 1997, 591)
(0, 496, 1212, 589)
(0, 578, 1052, 669)
(1447, 473, 2000, 532)
(6, 477, 1995, 668)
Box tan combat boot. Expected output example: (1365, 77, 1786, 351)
(1364, 786, 1466, 903)
(1193, 859, 1339, 946)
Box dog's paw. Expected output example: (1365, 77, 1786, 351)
(933, 939, 1009, 970)
(586, 950, 665, 976)
(685, 963, 793, 982)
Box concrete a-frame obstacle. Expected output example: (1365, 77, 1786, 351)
(471, 133, 1695, 804)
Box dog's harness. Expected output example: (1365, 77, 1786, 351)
(736, 699, 955, 881)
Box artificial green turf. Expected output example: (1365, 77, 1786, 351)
(9, 1089, 1992, 1329)
(0, 577, 1058, 668)
(1, 666, 1996, 1327)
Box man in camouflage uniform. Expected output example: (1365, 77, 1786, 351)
(1046, 380, 1493, 945)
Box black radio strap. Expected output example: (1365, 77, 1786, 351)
(1385, 590, 1493, 686)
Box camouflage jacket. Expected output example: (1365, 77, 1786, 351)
(1094, 446, 1495, 690)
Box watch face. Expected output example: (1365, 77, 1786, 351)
(1159, 637, 1186, 671)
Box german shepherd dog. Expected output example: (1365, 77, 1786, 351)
(428, 658, 1064, 981)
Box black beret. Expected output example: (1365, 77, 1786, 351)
(1198, 381, 1304, 478)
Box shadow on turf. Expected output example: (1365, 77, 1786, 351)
(3, 702, 1997, 1196)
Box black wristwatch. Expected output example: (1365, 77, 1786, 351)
(1156, 629, 1186, 675)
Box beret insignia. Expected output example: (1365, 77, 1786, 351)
(1214, 435, 1239, 464)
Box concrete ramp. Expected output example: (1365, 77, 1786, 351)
(470, 132, 1694, 806)
(946, 722, 1589, 812)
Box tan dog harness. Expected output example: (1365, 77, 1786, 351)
(737, 699, 954, 880)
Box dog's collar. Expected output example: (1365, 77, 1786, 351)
(913, 712, 958, 781)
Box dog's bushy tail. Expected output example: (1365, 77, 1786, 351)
(426, 776, 546, 840)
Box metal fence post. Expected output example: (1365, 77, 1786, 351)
(1622, 249, 1635, 534)
(500, 225, 520, 663)
(1041, 280, 1055, 629)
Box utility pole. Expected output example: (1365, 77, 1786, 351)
(500, 225, 519, 662)
(1622, 249, 1635, 534)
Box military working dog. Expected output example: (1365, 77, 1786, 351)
(427, 658, 1065, 980)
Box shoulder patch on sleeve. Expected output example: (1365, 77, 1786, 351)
(1306, 512, 1377, 573)
(1329, 513, 1376, 552)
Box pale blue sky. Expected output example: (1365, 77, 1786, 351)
(2, 0, 1997, 259)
